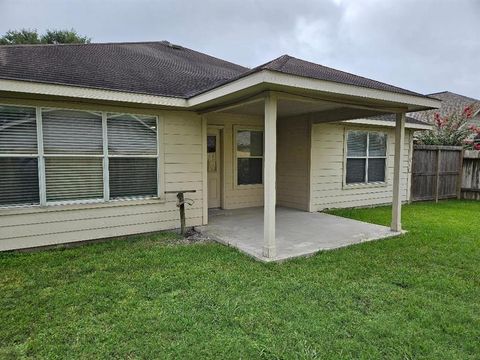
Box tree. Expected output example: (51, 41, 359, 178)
(415, 104, 480, 147)
(41, 29, 91, 44)
(0, 29, 40, 45)
(0, 28, 91, 45)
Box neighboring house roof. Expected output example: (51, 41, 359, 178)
(409, 91, 480, 123)
(0, 41, 433, 101)
(372, 114, 429, 126)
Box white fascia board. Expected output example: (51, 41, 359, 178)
(344, 118, 432, 130)
(188, 70, 441, 110)
(0, 71, 441, 112)
(0, 79, 187, 107)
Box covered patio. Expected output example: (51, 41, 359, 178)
(199, 207, 401, 262)
(193, 56, 439, 261)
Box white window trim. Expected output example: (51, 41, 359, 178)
(233, 125, 264, 189)
(0, 103, 165, 210)
(343, 129, 389, 189)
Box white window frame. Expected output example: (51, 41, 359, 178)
(343, 129, 388, 188)
(106, 111, 163, 202)
(41, 107, 104, 206)
(0, 103, 164, 209)
(233, 126, 264, 189)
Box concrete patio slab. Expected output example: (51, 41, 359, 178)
(198, 207, 402, 262)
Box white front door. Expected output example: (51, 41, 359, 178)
(207, 128, 221, 208)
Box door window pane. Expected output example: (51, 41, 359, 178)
(208, 135, 217, 172)
(207, 136, 216, 153)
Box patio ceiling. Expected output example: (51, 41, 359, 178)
(211, 94, 403, 121)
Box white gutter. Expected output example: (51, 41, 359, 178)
(187, 70, 441, 110)
(0, 70, 441, 111)
(0, 79, 187, 107)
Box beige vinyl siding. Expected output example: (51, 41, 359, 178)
(0, 97, 205, 251)
(276, 117, 310, 210)
(310, 122, 413, 211)
(205, 113, 264, 209)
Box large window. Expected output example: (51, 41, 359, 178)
(236, 129, 263, 186)
(345, 130, 387, 185)
(0, 104, 161, 208)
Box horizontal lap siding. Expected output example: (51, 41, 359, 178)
(276, 117, 310, 210)
(311, 123, 412, 211)
(0, 109, 204, 251)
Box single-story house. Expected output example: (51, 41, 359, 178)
(0, 41, 440, 258)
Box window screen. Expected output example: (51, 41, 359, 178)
(109, 158, 157, 198)
(107, 114, 158, 199)
(346, 131, 387, 185)
(0, 158, 39, 206)
(107, 114, 157, 155)
(236, 130, 263, 185)
(0, 105, 39, 206)
(42, 109, 103, 203)
(42, 109, 103, 154)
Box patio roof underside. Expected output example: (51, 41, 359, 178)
(195, 81, 439, 122)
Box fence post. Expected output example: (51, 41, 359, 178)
(457, 149, 464, 199)
(435, 148, 441, 203)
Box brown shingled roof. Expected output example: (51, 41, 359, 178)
(0, 41, 433, 101)
(0, 41, 248, 98)
(249, 55, 425, 97)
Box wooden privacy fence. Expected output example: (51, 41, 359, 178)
(461, 150, 480, 200)
(411, 145, 463, 202)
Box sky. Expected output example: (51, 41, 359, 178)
(0, 0, 479, 99)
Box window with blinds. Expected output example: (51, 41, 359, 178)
(42, 109, 104, 202)
(236, 129, 263, 185)
(0, 104, 160, 208)
(346, 131, 387, 185)
(107, 114, 158, 199)
(0, 105, 39, 206)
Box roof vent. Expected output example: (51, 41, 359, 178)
(161, 40, 182, 50)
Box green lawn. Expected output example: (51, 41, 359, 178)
(1, 200, 479, 359)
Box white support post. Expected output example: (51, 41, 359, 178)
(391, 112, 406, 232)
(263, 92, 277, 258)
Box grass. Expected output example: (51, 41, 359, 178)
(1, 200, 479, 359)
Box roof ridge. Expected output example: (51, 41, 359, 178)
(0, 40, 179, 48)
(428, 90, 449, 95)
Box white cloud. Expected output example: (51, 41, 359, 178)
(0, 0, 478, 98)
